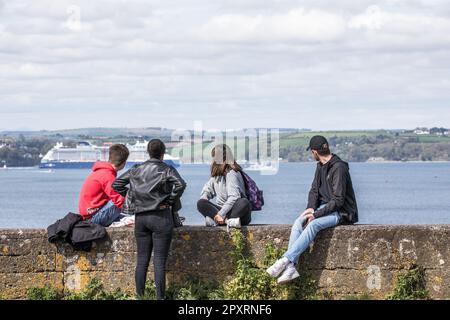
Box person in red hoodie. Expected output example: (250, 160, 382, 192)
(78, 144, 130, 227)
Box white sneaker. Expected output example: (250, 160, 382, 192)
(226, 218, 241, 232)
(277, 263, 300, 284)
(266, 257, 290, 278)
(205, 216, 217, 227)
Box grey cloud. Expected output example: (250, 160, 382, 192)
(0, 0, 450, 130)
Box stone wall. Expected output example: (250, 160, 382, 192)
(0, 225, 449, 299)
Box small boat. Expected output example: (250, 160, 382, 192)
(243, 162, 278, 174)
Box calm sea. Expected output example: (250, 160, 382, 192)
(0, 162, 449, 228)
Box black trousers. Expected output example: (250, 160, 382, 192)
(197, 198, 252, 225)
(134, 209, 173, 300)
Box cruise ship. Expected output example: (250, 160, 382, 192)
(39, 141, 180, 169)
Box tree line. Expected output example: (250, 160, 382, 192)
(1, 133, 450, 167)
(281, 135, 450, 162)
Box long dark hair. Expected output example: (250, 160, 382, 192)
(210, 144, 242, 177)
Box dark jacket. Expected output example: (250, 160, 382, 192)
(47, 212, 106, 251)
(307, 155, 358, 224)
(112, 158, 187, 215)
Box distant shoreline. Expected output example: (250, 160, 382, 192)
(280, 160, 450, 164)
(362, 160, 450, 164)
(2, 160, 450, 170)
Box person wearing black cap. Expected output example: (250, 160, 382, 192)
(267, 135, 358, 284)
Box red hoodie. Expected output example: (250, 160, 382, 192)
(78, 161, 125, 220)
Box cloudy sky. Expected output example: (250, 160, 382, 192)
(1, 0, 450, 131)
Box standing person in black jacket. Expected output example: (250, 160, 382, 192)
(112, 139, 186, 300)
(267, 135, 358, 284)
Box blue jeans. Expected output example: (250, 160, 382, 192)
(284, 205, 341, 264)
(90, 200, 122, 227)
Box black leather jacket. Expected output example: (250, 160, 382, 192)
(112, 158, 186, 215)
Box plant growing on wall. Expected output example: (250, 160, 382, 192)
(223, 229, 318, 300)
(26, 285, 62, 300)
(386, 265, 429, 300)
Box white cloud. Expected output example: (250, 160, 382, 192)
(195, 8, 347, 43)
(348, 5, 386, 30)
(349, 4, 450, 36)
(0, 0, 450, 130)
(17, 63, 51, 77)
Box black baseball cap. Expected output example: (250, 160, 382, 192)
(307, 135, 329, 151)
